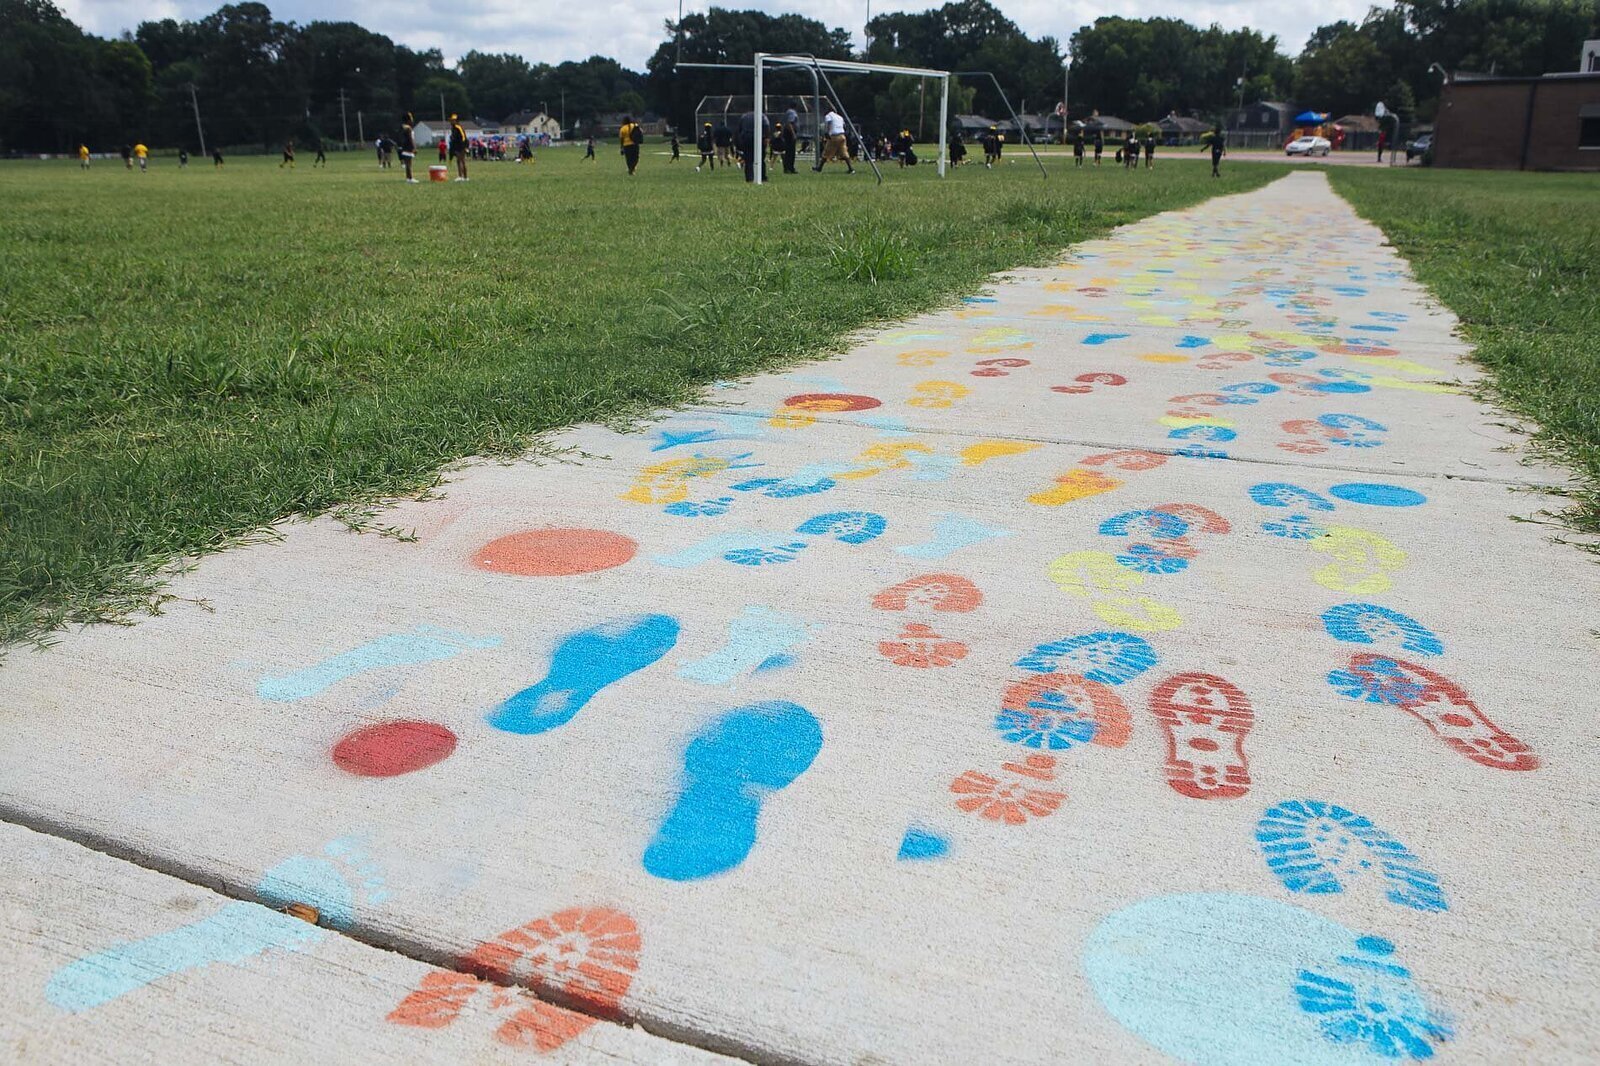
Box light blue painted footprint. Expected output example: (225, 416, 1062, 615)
(643, 700, 823, 881)
(1084, 893, 1453, 1065)
(678, 606, 819, 685)
(1083, 332, 1132, 345)
(1257, 799, 1447, 913)
(43, 846, 377, 1013)
(898, 828, 949, 860)
(487, 614, 679, 735)
(258, 626, 500, 702)
(896, 514, 1010, 559)
(654, 530, 799, 569)
(1321, 604, 1443, 657)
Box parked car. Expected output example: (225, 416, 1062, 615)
(1405, 133, 1433, 161)
(1285, 136, 1332, 157)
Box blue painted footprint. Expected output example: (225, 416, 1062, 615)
(1014, 631, 1158, 686)
(488, 614, 679, 735)
(258, 625, 500, 702)
(45, 839, 383, 1013)
(1084, 893, 1453, 1065)
(1321, 604, 1443, 657)
(1257, 799, 1447, 912)
(643, 700, 822, 881)
(898, 827, 950, 861)
(677, 605, 819, 686)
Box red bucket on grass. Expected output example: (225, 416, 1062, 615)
(428, 165, 448, 183)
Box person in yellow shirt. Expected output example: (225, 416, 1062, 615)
(618, 115, 643, 175)
(78, 144, 90, 169)
(133, 143, 149, 172)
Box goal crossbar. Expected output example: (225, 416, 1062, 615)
(753, 53, 951, 184)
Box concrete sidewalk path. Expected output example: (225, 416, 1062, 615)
(4, 171, 1598, 1064)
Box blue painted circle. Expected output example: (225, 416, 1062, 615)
(1328, 483, 1427, 507)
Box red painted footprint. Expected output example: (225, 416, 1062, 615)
(1340, 654, 1540, 771)
(388, 906, 639, 1051)
(1149, 673, 1254, 800)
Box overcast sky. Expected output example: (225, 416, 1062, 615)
(60, 0, 1378, 70)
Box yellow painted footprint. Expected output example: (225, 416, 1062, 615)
(1046, 550, 1183, 632)
(1311, 525, 1407, 594)
(908, 380, 972, 409)
(1029, 468, 1123, 506)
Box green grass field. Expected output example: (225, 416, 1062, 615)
(0, 147, 1279, 645)
(1329, 167, 1600, 537)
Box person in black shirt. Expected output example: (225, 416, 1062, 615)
(696, 122, 715, 171)
(893, 129, 917, 167)
(398, 114, 417, 182)
(949, 130, 967, 167)
(1073, 126, 1085, 167)
(735, 110, 770, 182)
(670, 132, 680, 162)
(1143, 131, 1155, 169)
(778, 118, 798, 173)
(1093, 129, 1104, 166)
(1209, 128, 1226, 178)
(713, 121, 733, 167)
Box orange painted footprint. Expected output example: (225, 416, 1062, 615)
(389, 907, 639, 1052)
(951, 754, 1066, 824)
(1149, 673, 1254, 800)
(872, 573, 982, 668)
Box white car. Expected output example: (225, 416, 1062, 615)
(1286, 136, 1332, 157)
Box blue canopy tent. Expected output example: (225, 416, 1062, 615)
(1294, 111, 1330, 124)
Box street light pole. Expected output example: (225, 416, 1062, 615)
(339, 87, 350, 149)
(187, 82, 207, 158)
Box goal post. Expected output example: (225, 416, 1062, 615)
(753, 53, 951, 185)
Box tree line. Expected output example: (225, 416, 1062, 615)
(2, 0, 1596, 152)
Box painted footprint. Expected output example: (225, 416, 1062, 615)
(872, 573, 983, 612)
(488, 615, 679, 735)
(1322, 603, 1443, 657)
(950, 754, 1065, 825)
(1046, 550, 1183, 632)
(678, 605, 818, 685)
(896, 514, 1010, 559)
(1256, 799, 1447, 912)
(389, 906, 640, 1052)
(1296, 936, 1454, 1060)
(907, 380, 972, 408)
(45, 838, 383, 1012)
(1015, 631, 1158, 686)
(1312, 526, 1407, 595)
(1029, 468, 1123, 506)
(643, 701, 823, 881)
(654, 530, 805, 569)
(996, 673, 1132, 750)
(959, 439, 1041, 466)
(880, 622, 969, 668)
(258, 626, 500, 702)
(1084, 893, 1454, 1065)
(1149, 673, 1254, 800)
(1328, 654, 1539, 771)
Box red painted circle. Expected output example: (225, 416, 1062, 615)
(782, 393, 882, 412)
(333, 720, 457, 778)
(471, 528, 637, 577)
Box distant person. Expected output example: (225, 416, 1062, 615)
(619, 115, 644, 175)
(714, 120, 734, 166)
(1143, 130, 1155, 168)
(1208, 127, 1225, 177)
(735, 109, 770, 183)
(949, 130, 967, 166)
(1376, 129, 1387, 163)
(438, 135, 448, 163)
(814, 106, 854, 174)
(120, 144, 132, 169)
(1124, 137, 1138, 169)
(1072, 127, 1085, 167)
(449, 114, 468, 180)
(398, 113, 418, 183)
(981, 126, 999, 168)
(279, 139, 295, 169)
(313, 142, 327, 166)
(894, 128, 917, 167)
(375, 136, 385, 169)
(1093, 128, 1104, 165)
(212, 147, 224, 167)
(584, 133, 596, 160)
(134, 142, 149, 171)
(178, 148, 188, 168)
(777, 116, 798, 173)
(696, 121, 715, 171)
(78, 144, 90, 169)
(669, 131, 680, 162)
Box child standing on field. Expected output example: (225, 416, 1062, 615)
(134, 143, 149, 171)
(1209, 128, 1225, 177)
(78, 144, 90, 169)
(179, 148, 188, 168)
(280, 139, 295, 168)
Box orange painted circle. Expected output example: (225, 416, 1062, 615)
(471, 528, 637, 577)
(782, 392, 882, 412)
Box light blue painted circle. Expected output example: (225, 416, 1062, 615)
(1083, 893, 1398, 1065)
(1329, 483, 1427, 507)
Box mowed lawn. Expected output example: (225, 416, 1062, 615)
(0, 147, 1278, 644)
(1328, 167, 1600, 536)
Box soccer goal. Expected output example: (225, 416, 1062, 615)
(753, 54, 951, 185)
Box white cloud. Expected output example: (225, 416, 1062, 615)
(59, 0, 1379, 70)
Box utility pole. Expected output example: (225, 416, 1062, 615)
(357, 110, 365, 146)
(560, 91, 566, 136)
(439, 92, 446, 126)
(339, 87, 350, 149)
(1063, 51, 1070, 143)
(187, 82, 207, 158)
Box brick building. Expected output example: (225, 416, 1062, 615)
(1434, 71, 1600, 171)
